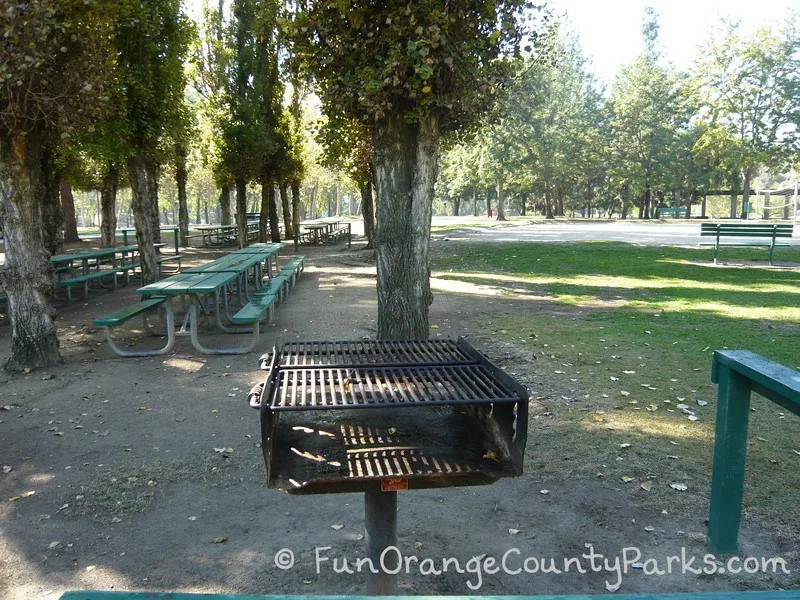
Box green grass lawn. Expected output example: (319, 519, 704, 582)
(433, 242, 800, 530)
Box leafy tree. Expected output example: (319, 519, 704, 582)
(292, 1, 544, 338)
(114, 0, 193, 281)
(0, 0, 118, 370)
(692, 19, 800, 218)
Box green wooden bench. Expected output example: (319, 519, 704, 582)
(58, 590, 800, 599)
(280, 255, 305, 286)
(56, 270, 119, 303)
(708, 350, 799, 554)
(92, 297, 175, 357)
(230, 289, 278, 325)
(656, 207, 686, 218)
(699, 222, 794, 265)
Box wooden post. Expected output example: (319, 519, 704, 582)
(365, 491, 397, 595)
(707, 363, 752, 554)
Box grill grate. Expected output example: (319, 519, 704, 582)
(271, 364, 520, 411)
(270, 339, 476, 368)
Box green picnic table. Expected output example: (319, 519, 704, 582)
(120, 227, 180, 253)
(137, 270, 261, 354)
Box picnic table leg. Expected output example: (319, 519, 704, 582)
(103, 303, 176, 358)
(707, 364, 751, 554)
(122, 231, 129, 246)
(188, 299, 260, 354)
(172, 229, 179, 252)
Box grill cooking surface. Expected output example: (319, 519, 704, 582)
(267, 339, 476, 368)
(270, 364, 521, 411)
(258, 337, 528, 494)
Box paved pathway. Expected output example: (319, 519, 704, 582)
(432, 217, 800, 246)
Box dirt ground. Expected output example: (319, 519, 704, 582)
(0, 235, 797, 599)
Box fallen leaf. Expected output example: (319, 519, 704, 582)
(110, 517, 122, 523)
(49, 541, 60, 549)
(620, 391, 630, 396)
(670, 483, 688, 491)
(540, 489, 550, 495)
(9, 496, 20, 502)
(147, 480, 157, 487)
(623, 370, 635, 374)
(213, 537, 228, 544)
(2, 466, 11, 473)
(86, 565, 96, 572)
(641, 481, 652, 491)
(414, 542, 423, 549)
(793, 450, 800, 456)
(687, 415, 699, 421)
(610, 376, 619, 381)
(757, 436, 767, 442)
(644, 526, 654, 532)
(331, 524, 344, 531)
(188, 516, 197, 521)
(508, 528, 520, 535)
(21, 491, 35, 498)
(621, 476, 633, 483)
(482, 451, 500, 461)
(696, 400, 708, 406)
(619, 443, 631, 449)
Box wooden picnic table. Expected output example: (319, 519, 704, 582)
(137, 269, 260, 354)
(195, 221, 261, 247)
(119, 227, 180, 253)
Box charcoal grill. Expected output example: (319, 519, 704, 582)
(249, 337, 529, 593)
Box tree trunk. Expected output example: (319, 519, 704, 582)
(373, 114, 438, 339)
(361, 178, 376, 249)
(147, 161, 161, 244)
(219, 185, 232, 225)
(452, 195, 460, 217)
(729, 178, 738, 218)
(520, 192, 527, 216)
(176, 148, 189, 247)
(40, 149, 64, 256)
(127, 154, 160, 284)
(472, 188, 479, 217)
(235, 178, 248, 248)
(0, 131, 62, 371)
(60, 182, 80, 243)
(544, 181, 554, 219)
(555, 183, 564, 217)
(290, 180, 300, 240)
(195, 195, 201, 224)
(268, 184, 281, 243)
(586, 183, 593, 219)
(100, 164, 118, 248)
(259, 178, 270, 243)
(280, 185, 292, 240)
(496, 175, 507, 221)
(741, 167, 753, 220)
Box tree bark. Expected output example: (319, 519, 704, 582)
(472, 188, 479, 216)
(290, 180, 300, 240)
(0, 131, 62, 371)
(520, 192, 527, 216)
(41, 149, 64, 256)
(544, 181, 554, 219)
(268, 184, 281, 243)
(496, 174, 507, 221)
(176, 148, 189, 247)
(219, 184, 232, 225)
(127, 154, 161, 284)
(100, 164, 118, 248)
(762, 192, 770, 221)
(309, 184, 317, 219)
(280, 185, 292, 240)
(147, 161, 161, 244)
(235, 178, 248, 248)
(373, 114, 437, 339)
(361, 178, 376, 249)
(259, 178, 270, 243)
(452, 195, 460, 217)
(60, 182, 80, 243)
(555, 183, 564, 217)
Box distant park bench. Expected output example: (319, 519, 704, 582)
(699, 222, 794, 265)
(656, 206, 686, 218)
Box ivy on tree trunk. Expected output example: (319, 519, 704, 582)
(0, 132, 62, 371)
(127, 154, 160, 284)
(60, 182, 80, 243)
(100, 165, 118, 248)
(361, 178, 376, 249)
(373, 115, 437, 340)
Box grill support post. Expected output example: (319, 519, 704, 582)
(365, 491, 398, 595)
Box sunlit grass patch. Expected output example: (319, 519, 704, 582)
(433, 241, 800, 527)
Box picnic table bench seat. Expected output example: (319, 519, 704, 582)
(56, 270, 119, 303)
(280, 255, 305, 285)
(699, 222, 793, 265)
(93, 297, 175, 357)
(230, 290, 278, 325)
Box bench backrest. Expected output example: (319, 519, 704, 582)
(700, 223, 794, 238)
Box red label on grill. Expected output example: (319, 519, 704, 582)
(381, 477, 409, 492)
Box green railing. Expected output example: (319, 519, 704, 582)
(708, 350, 800, 554)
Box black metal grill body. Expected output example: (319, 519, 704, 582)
(254, 337, 528, 494)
